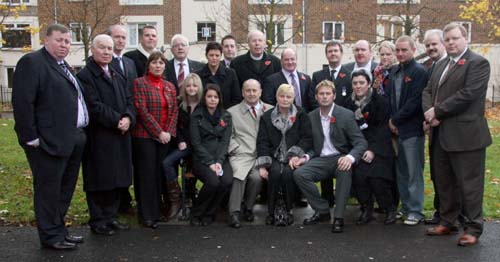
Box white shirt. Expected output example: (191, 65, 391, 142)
(440, 48, 468, 83)
(353, 60, 373, 73)
(283, 69, 299, 86)
(329, 64, 342, 80)
(320, 104, 340, 157)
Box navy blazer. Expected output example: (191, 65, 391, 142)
(262, 71, 314, 112)
(165, 58, 205, 95)
(311, 65, 352, 108)
(386, 59, 428, 139)
(123, 49, 148, 77)
(110, 55, 138, 92)
(230, 51, 281, 87)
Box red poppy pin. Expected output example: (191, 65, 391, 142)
(383, 78, 389, 86)
(290, 116, 296, 123)
(339, 72, 346, 79)
(457, 58, 466, 65)
(219, 119, 226, 127)
(363, 112, 369, 119)
(264, 60, 271, 66)
(330, 116, 336, 124)
(404, 76, 412, 83)
(301, 74, 306, 80)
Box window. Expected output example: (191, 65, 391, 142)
(322, 21, 344, 42)
(119, 0, 162, 5)
(376, 15, 419, 42)
(0, 0, 30, 5)
(258, 22, 285, 45)
(127, 22, 157, 47)
(0, 23, 31, 48)
(69, 23, 90, 44)
(249, 0, 291, 4)
(197, 22, 216, 42)
(452, 21, 472, 42)
(377, 0, 420, 4)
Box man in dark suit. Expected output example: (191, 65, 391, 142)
(386, 36, 428, 226)
(164, 34, 204, 95)
(107, 24, 138, 215)
(124, 25, 157, 77)
(343, 40, 378, 74)
(312, 41, 352, 109)
(230, 30, 281, 87)
(422, 29, 447, 225)
(423, 23, 491, 246)
(221, 34, 237, 68)
(262, 48, 314, 112)
(12, 24, 88, 250)
(293, 80, 367, 233)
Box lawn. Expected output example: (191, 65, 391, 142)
(0, 118, 499, 225)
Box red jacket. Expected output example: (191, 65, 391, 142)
(131, 76, 177, 139)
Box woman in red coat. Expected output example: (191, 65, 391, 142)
(132, 51, 178, 228)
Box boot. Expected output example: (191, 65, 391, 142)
(356, 204, 374, 225)
(166, 181, 182, 219)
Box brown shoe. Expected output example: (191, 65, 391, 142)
(166, 181, 182, 219)
(426, 225, 451, 236)
(458, 234, 478, 246)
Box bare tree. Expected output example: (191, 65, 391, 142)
(39, 0, 125, 61)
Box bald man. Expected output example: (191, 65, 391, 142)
(230, 30, 281, 87)
(344, 40, 378, 74)
(77, 34, 136, 236)
(263, 48, 314, 112)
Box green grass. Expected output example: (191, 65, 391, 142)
(0, 118, 499, 225)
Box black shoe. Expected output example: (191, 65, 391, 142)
(356, 207, 374, 225)
(142, 220, 158, 229)
(91, 226, 115, 236)
(424, 213, 440, 225)
(42, 241, 77, 250)
(242, 209, 255, 222)
(331, 218, 344, 233)
(64, 235, 84, 244)
(190, 216, 202, 226)
(229, 212, 241, 228)
(201, 216, 214, 226)
(303, 212, 331, 225)
(109, 220, 131, 231)
(295, 199, 308, 208)
(384, 211, 397, 225)
(265, 215, 274, 226)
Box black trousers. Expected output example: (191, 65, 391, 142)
(428, 144, 441, 216)
(267, 160, 296, 214)
(431, 129, 485, 237)
(191, 160, 233, 218)
(25, 130, 86, 245)
(86, 189, 120, 229)
(354, 175, 395, 212)
(132, 138, 169, 222)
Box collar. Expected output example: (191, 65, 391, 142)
(175, 58, 188, 66)
(250, 52, 264, 61)
(450, 47, 468, 62)
(329, 64, 342, 73)
(246, 101, 262, 112)
(354, 60, 372, 71)
(113, 53, 122, 59)
(320, 104, 335, 119)
(137, 45, 154, 58)
(282, 69, 298, 78)
(436, 53, 448, 63)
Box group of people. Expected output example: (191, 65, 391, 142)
(12, 21, 490, 251)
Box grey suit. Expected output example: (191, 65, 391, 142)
(294, 105, 367, 218)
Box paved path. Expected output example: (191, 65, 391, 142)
(1, 205, 499, 261)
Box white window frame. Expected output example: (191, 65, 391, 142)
(377, 0, 420, 4)
(322, 21, 344, 43)
(119, 0, 163, 5)
(0, 0, 33, 5)
(69, 22, 91, 45)
(248, 14, 292, 46)
(376, 15, 419, 42)
(121, 15, 164, 48)
(196, 22, 216, 42)
(452, 21, 472, 43)
(0, 16, 38, 50)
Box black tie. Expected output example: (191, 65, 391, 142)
(331, 69, 336, 81)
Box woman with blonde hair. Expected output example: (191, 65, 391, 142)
(373, 41, 397, 96)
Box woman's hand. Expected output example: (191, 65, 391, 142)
(178, 142, 187, 150)
(158, 132, 171, 144)
(362, 150, 375, 163)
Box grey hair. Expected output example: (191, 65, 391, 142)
(424, 29, 444, 43)
(92, 34, 113, 47)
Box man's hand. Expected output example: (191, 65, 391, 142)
(362, 150, 374, 163)
(288, 156, 306, 170)
(178, 142, 187, 150)
(118, 116, 131, 134)
(337, 156, 353, 171)
(424, 107, 436, 123)
(388, 119, 399, 135)
(259, 167, 269, 180)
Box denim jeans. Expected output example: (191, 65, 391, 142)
(162, 148, 191, 182)
(396, 135, 425, 219)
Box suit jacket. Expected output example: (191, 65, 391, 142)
(307, 105, 367, 161)
(422, 49, 492, 152)
(227, 101, 273, 180)
(343, 60, 378, 75)
(190, 107, 232, 166)
(165, 58, 205, 95)
(110, 55, 138, 92)
(124, 49, 148, 78)
(230, 51, 281, 87)
(311, 65, 353, 108)
(386, 59, 428, 139)
(263, 71, 314, 112)
(195, 64, 242, 109)
(77, 57, 136, 191)
(12, 47, 84, 157)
